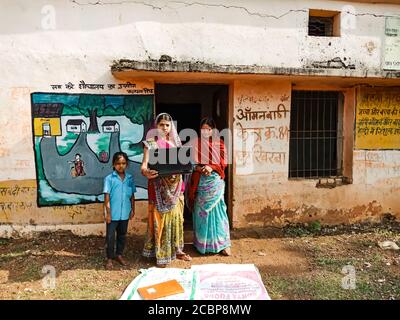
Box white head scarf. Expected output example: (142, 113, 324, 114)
(145, 113, 184, 213)
(146, 113, 182, 148)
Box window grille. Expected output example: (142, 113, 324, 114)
(289, 91, 344, 179)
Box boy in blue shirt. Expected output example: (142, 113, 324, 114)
(103, 152, 136, 270)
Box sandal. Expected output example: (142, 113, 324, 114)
(176, 253, 192, 261)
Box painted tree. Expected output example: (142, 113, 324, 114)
(123, 95, 153, 139)
(77, 95, 105, 133)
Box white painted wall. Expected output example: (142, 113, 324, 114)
(0, 0, 399, 236)
(1, 0, 399, 181)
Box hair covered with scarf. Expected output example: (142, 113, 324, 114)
(144, 113, 184, 213)
(145, 112, 182, 148)
(187, 117, 227, 210)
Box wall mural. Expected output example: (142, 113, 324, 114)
(31, 92, 153, 206)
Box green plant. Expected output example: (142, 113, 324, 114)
(309, 220, 322, 233)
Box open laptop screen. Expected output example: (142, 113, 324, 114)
(148, 146, 194, 176)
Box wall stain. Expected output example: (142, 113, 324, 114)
(244, 201, 391, 226)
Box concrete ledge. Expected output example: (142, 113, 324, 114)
(111, 59, 400, 79)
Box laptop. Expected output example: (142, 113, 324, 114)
(148, 146, 195, 176)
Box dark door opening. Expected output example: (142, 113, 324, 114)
(155, 84, 230, 229)
(157, 103, 202, 142)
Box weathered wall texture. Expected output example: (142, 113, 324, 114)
(2, 0, 400, 75)
(0, 1, 399, 236)
(0, 80, 153, 238)
(232, 80, 400, 227)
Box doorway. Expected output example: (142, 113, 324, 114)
(155, 83, 230, 228)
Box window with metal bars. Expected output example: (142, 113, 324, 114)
(289, 91, 344, 179)
(308, 9, 340, 37)
(308, 16, 334, 36)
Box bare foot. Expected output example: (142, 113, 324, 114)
(176, 253, 192, 261)
(105, 259, 113, 270)
(220, 248, 231, 256)
(115, 255, 127, 266)
(156, 264, 167, 268)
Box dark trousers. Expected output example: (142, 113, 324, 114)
(106, 220, 129, 259)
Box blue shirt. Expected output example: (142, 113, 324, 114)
(103, 171, 136, 221)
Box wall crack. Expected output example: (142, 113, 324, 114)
(70, 0, 308, 19)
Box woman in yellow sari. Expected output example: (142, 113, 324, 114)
(141, 113, 192, 267)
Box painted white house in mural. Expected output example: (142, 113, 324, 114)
(66, 119, 87, 133)
(102, 120, 120, 133)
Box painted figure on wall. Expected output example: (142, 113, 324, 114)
(68, 153, 86, 177)
(99, 150, 109, 163)
(31, 92, 153, 206)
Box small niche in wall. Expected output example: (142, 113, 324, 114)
(308, 9, 341, 37)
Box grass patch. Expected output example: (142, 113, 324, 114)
(13, 264, 42, 283)
(54, 282, 107, 299)
(283, 221, 322, 237)
(50, 276, 133, 300)
(0, 249, 31, 263)
(0, 251, 28, 260)
(314, 257, 358, 272)
(0, 239, 10, 245)
(265, 272, 399, 300)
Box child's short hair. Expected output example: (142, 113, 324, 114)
(112, 152, 129, 167)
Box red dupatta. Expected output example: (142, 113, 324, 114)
(188, 137, 227, 209)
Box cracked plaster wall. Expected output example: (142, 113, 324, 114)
(0, 0, 399, 237)
(1, 0, 399, 74)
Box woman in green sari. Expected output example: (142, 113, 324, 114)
(188, 118, 231, 256)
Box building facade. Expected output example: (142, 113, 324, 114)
(0, 0, 399, 237)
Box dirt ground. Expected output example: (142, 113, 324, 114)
(0, 219, 399, 300)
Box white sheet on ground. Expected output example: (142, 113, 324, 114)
(120, 264, 270, 300)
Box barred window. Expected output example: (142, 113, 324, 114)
(308, 9, 341, 37)
(289, 91, 344, 179)
(309, 16, 334, 36)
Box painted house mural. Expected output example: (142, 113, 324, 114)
(102, 120, 120, 133)
(66, 119, 87, 133)
(33, 103, 63, 137)
(31, 93, 153, 206)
